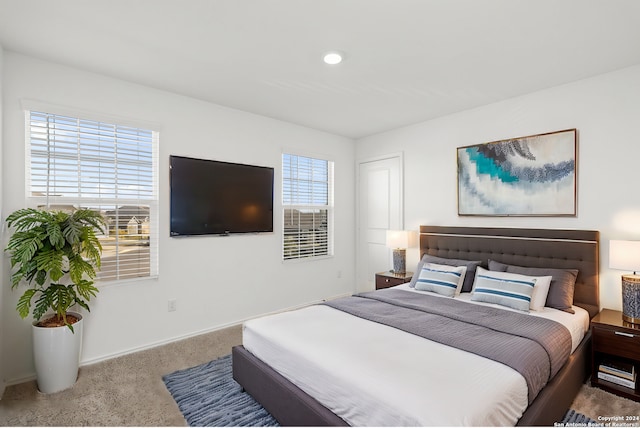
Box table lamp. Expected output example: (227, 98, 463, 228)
(386, 230, 410, 274)
(610, 240, 640, 323)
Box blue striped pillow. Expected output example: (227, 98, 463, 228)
(471, 267, 536, 312)
(414, 263, 467, 297)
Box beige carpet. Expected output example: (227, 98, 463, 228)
(571, 380, 640, 422)
(1, 323, 640, 426)
(0, 325, 242, 426)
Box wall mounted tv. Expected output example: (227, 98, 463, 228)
(169, 155, 274, 236)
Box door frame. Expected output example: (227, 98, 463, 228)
(355, 152, 404, 289)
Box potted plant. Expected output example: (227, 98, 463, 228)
(5, 207, 107, 393)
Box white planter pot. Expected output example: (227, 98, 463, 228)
(32, 312, 83, 394)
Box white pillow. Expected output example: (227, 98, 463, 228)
(471, 267, 552, 312)
(414, 263, 467, 297)
(529, 274, 553, 311)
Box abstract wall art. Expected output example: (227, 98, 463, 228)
(457, 129, 577, 216)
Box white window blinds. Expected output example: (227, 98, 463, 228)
(282, 153, 334, 260)
(26, 110, 159, 282)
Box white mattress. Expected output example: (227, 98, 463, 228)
(242, 285, 589, 427)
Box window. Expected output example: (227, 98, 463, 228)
(282, 153, 333, 260)
(26, 110, 159, 282)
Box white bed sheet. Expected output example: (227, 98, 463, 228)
(242, 286, 589, 427)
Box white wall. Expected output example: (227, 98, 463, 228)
(356, 64, 640, 312)
(1, 52, 356, 385)
(0, 44, 5, 397)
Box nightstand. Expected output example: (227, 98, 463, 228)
(375, 271, 413, 290)
(591, 308, 640, 401)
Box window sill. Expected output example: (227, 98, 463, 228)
(282, 255, 334, 264)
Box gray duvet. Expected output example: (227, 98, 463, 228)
(323, 288, 571, 404)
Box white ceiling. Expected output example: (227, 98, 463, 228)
(1, 0, 639, 139)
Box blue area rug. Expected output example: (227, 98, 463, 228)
(164, 354, 593, 427)
(561, 409, 598, 425)
(163, 354, 279, 427)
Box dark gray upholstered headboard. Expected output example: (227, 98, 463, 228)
(420, 226, 600, 318)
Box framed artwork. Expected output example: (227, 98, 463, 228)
(457, 129, 577, 216)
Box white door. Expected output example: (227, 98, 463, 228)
(357, 154, 403, 292)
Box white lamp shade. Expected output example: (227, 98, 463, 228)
(609, 240, 640, 271)
(386, 230, 409, 249)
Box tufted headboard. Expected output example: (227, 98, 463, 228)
(419, 226, 600, 318)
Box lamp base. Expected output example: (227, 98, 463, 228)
(622, 274, 640, 324)
(392, 248, 406, 274)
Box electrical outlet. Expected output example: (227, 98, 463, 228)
(168, 299, 177, 312)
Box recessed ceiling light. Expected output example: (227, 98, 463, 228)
(323, 51, 344, 65)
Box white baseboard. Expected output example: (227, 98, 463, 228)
(0, 293, 351, 388)
(81, 291, 352, 366)
(5, 374, 34, 388)
(5, 291, 354, 387)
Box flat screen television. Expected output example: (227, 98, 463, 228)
(169, 155, 274, 236)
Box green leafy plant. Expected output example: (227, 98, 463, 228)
(5, 208, 107, 331)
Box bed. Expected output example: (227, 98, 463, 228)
(232, 226, 600, 426)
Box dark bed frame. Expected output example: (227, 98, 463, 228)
(233, 226, 600, 426)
